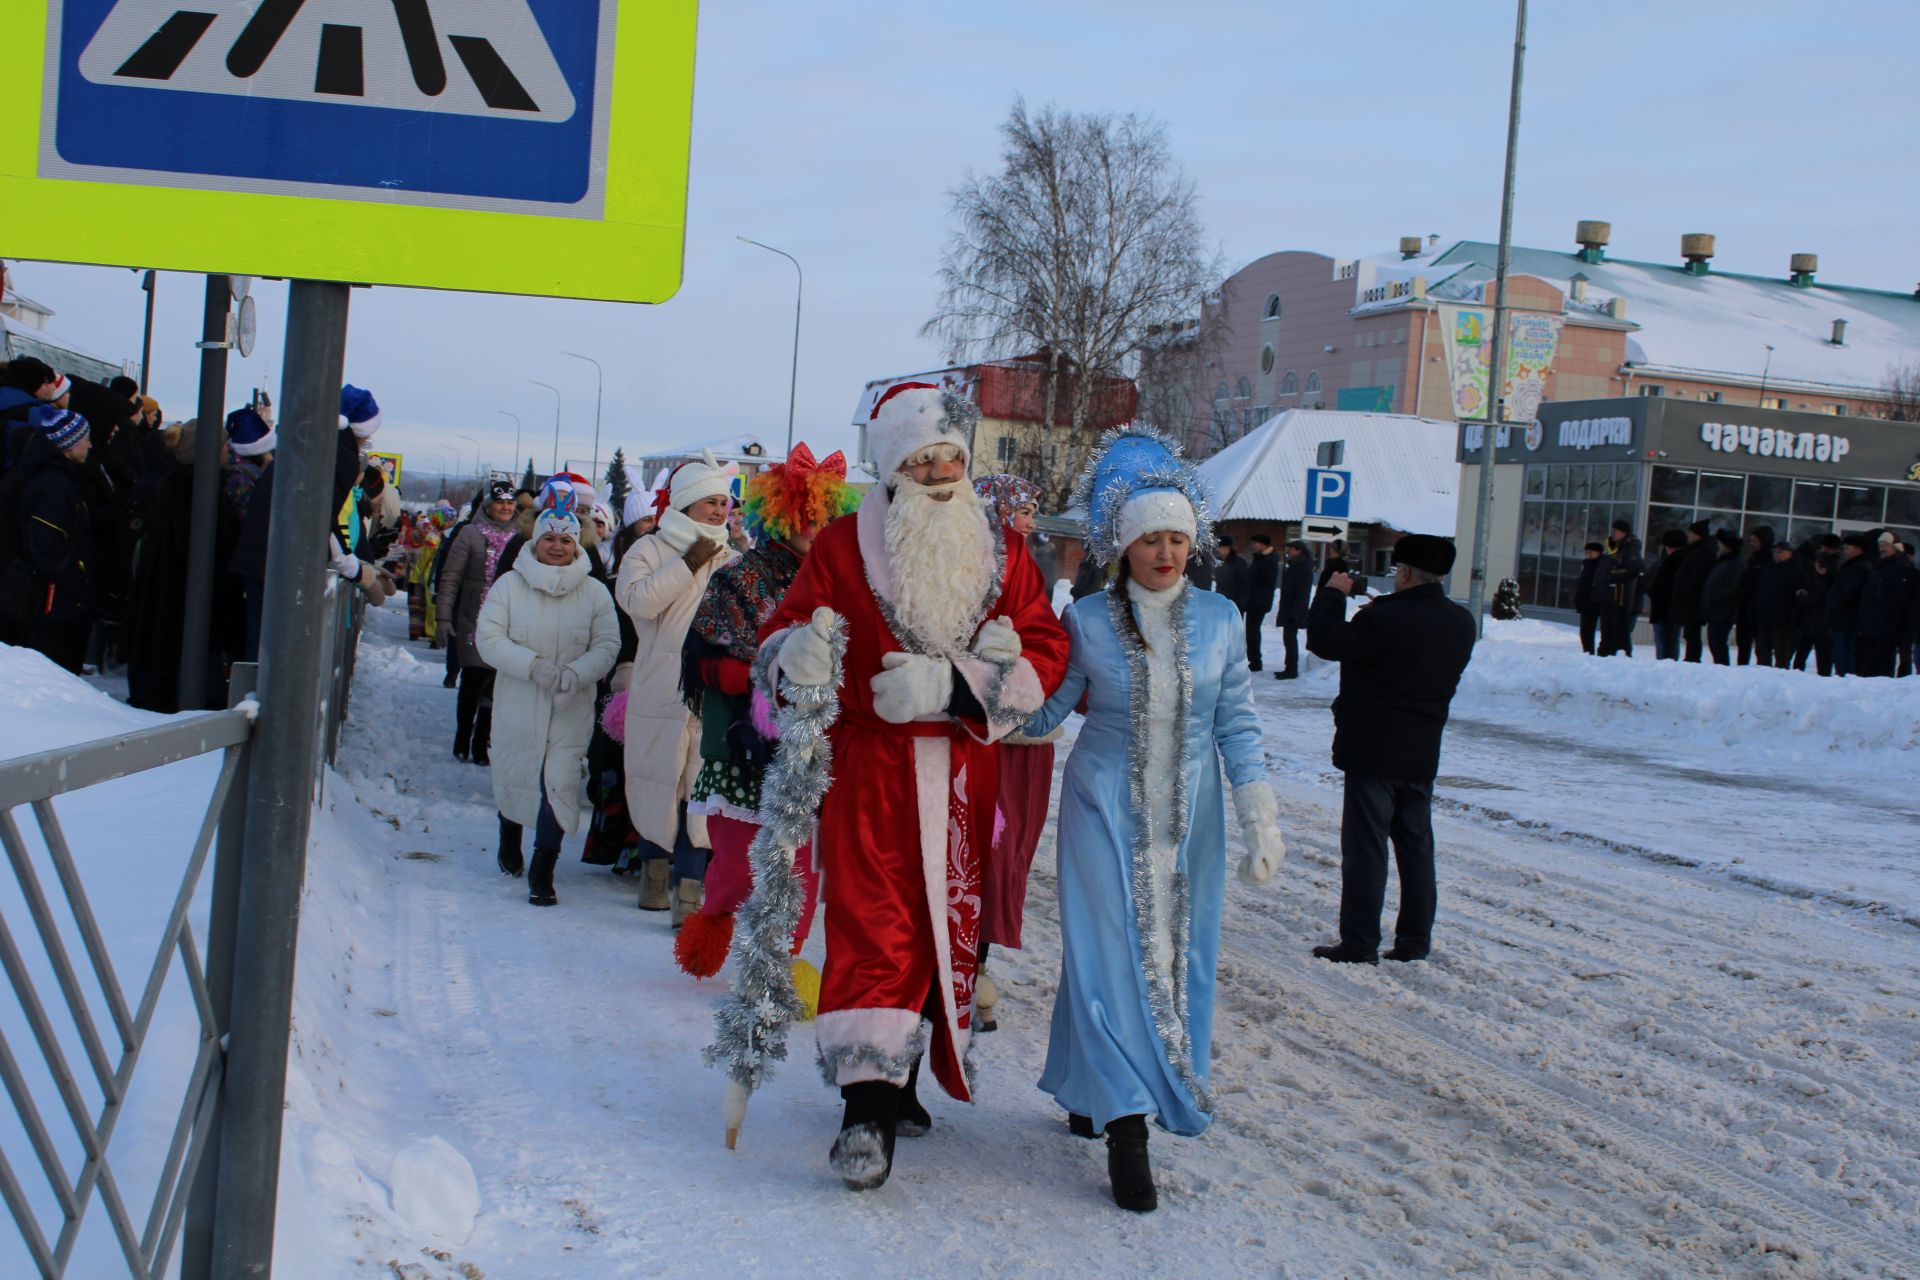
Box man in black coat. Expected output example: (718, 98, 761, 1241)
(1213, 535, 1248, 610)
(1306, 534, 1476, 964)
(1574, 542, 1606, 655)
(1668, 520, 1717, 662)
(1643, 529, 1687, 660)
(1274, 539, 1313, 679)
(1752, 541, 1810, 671)
(1795, 553, 1834, 674)
(1317, 538, 1352, 589)
(1824, 534, 1874, 676)
(0, 408, 98, 671)
(1243, 533, 1280, 671)
(1734, 526, 1775, 665)
(1858, 532, 1915, 678)
(1600, 519, 1644, 657)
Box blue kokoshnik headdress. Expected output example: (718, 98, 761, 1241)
(1069, 425, 1216, 569)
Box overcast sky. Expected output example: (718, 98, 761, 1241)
(12, 0, 1920, 486)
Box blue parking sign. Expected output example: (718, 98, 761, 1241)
(42, 0, 613, 211)
(1306, 468, 1351, 518)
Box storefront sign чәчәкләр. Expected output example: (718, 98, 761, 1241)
(1699, 421, 1851, 465)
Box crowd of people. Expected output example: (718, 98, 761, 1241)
(1587, 519, 1917, 676)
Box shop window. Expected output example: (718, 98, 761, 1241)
(1547, 465, 1569, 500)
(1886, 487, 1920, 526)
(1570, 466, 1592, 500)
(1614, 464, 1639, 503)
(1645, 505, 1692, 548)
(1593, 466, 1614, 501)
(1264, 293, 1282, 320)
(1786, 519, 1830, 547)
(1745, 474, 1791, 516)
(1837, 484, 1884, 522)
(1523, 465, 1546, 498)
(1516, 554, 1541, 606)
(1650, 466, 1697, 506)
(1278, 371, 1299, 396)
(1792, 480, 1836, 518)
(1520, 506, 1544, 554)
(1697, 471, 1745, 509)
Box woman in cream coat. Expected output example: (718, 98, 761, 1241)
(617, 452, 739, 919)
(475, 504, 621, 906)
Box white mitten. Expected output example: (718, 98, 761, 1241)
(528, 658, 561, 691)
(973, 616, 1022, 664)
(778, 607, 839, 688)
(1233, 780, 1286, 885)
(871, 652, 953, 723)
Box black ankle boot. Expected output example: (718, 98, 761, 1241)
(471, 709, 491, 766)
(527, 848, 558, 906)
(829, 1081, 900, 1190)
(497, 817, 524, 878)
(897, 1057, 932, 1138)
(1068, 1112, 1100, 1140)
(1105, 1115, 1157, 1212)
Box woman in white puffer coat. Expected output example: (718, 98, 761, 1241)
(475, 505, 621, 906)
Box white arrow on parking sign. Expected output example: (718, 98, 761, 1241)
(77, 0, 577, 122)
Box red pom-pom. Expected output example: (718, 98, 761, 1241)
(674, 911, 734, 979)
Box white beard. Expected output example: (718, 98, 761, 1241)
(887, 478, 995, 654)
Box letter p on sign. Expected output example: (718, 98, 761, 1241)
(1306, 468, 1351, 519)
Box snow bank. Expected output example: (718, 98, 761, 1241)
(1459, 619, 1920, 757)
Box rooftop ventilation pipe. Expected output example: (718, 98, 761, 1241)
(1829, 318, 1847, 346)
(1399, 236, 1423, 259)
(1790, 253, 1818, 288)
(1680, 233, 1715, 276)
(1575, 220, 1610, 263)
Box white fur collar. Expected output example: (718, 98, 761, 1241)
(1131, 576, 1186, 612)
(658, 507, 729, 555)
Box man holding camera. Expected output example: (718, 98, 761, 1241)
(1305, 535, 1476, 964)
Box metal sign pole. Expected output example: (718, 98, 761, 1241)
(1465, 0, 1529, 636)
(210, 279, 351, 1279)
(179, 274, 231, 709)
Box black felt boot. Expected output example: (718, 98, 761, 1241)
(471, 708, 492, 766)
(527, 848, 559, 906)
(1105, 1114, 1157, 1212)
(496, 816, 524, 878)
(1068, 1112, 1100, 1140)
(829, 1081, 900, 1190)
(897, 1057, 932, 1138)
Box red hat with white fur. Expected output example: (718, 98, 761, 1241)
(867, 383, 977, 484)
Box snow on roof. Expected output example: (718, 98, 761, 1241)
(636, 431, 774, 466)
(1196, 409, 1461, 535)
(1429, 242, 1920, 395)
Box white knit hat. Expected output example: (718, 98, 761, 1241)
(867, 383, 976, 484)
(669, 448, 735, 512)
(1115, 490, 1197, 553)
(621, 491, 651, 527)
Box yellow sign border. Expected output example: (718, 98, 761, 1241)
(0, 1, 696, 304)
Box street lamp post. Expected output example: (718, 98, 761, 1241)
(737, 236, 802, 456)
(1465, 0, 1529, 638)
(497, 410, 522, 477)
(531, 379, 562, 475)
(560, 352, 604, 487)
(456, 433, 484, 482)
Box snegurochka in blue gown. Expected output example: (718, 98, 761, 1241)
(1024, 429, 1283, 1144)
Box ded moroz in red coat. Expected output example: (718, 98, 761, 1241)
(759, 487, 1068, 1103)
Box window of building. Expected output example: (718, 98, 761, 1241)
(1235, 376, 1253, 400)
(1697, 471, 1744, 509)
(1745, 474, 1791, 516)
(1837, 484, 1885, 523)
(1792, 481, 1836, 520)
(1254, 405, 1270, 425)
(1263, 293, 1282, 320)
(1762, 396, 1788, 410)
(1520, 462, 1654, 611)
(997, 435, 1016, 465)
(1638, 384, 1665, 397)
(1278, 371, 1299, 396)
(1044, 443, 1059, 472)
(1260, 345, 1275, 374)
(1372, 548, 1393, 577)
(1698, 390, 1724, 402)
(1303, 371, 1322, 395)
(1887, 486, 1920, 526)
(1214, 380, 1231, 403)
(1825, 404, 1848, 416)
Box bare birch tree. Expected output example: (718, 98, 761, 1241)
(923, 99, 1220, 508)
(1870, 359, 1920, 422)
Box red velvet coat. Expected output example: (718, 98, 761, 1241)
(760, 490, 1068, 1100)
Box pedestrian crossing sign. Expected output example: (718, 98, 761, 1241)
(3, 0, 696, 302)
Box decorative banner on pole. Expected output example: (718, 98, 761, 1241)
(1437, 304, 1565, 425)
(5, 0, 697, 303)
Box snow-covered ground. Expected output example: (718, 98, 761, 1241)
(3, 598, 1917, 1278)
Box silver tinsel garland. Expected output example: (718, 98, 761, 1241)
(1106, 583, 1212, 1115)
(703, 619, 850, 1092)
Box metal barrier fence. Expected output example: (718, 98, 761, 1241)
(1, 577, 363, 1278)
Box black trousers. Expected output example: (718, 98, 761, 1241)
(1578, 606, 1601, 655)
(1338, 776, 1437, 956)
(1682, 620, 1704, 663)
(1735, 619, 1757, 666)
(1601, 603, 1635, 657)
(1281, 624, 1301, 675)
(1244, 607, 1263, 669)
(1764, 627, 1794, 670)
(454, 667, 494, 755)
(1707, 620, 1733, 666)
(1856, 636, 1896, 678)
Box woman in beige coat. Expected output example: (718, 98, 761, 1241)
(617, 452, 738, 918)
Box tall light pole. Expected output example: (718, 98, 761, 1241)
(738, 235, 802, 456)
(497, 409, 522, 477)
(456, 433, 484, 480)
(1465, 0, 1529, 637)
(561, 351, 604, 485)
(530, 379, 562, 475)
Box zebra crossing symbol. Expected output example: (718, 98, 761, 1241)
(42, 0, 611, 209)
(75, 0, 576, 122)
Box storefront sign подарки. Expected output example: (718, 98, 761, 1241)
(1700, 421, 1851, 464)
